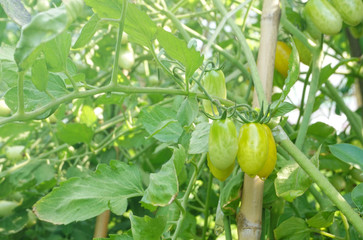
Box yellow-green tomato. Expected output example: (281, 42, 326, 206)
(237, 123, 269, 176)
(256, 125, 277, 180)
(208, 118, 238, 170)
(0, 99, 11, 117)
(118, 44, 135, 70)
(207, 154, 234, 181)
(304, 0, 342, 35)
(202, 70, 226, 115)
(0, 200, 18, 217)
(331, 0, 363, 26)
(275, 41, 291, 78)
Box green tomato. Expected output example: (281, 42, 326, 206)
(293, 32, 313, 66)
(118, 44, 135, 70)
(302, 8, 322, 40)
(64, 0, 83, 24)
(329, 175, 346, 191)
(275, 41, 291, 78)
(121, 33, 128, 45)
(256, 124, 277, 180)
(351, 168, 363, 182)
(36, 0, 50, 12)
(5, 145, 25, 162)
(304, 0, 342, 35)
(0, 99, 11, 117)
(237, 123, 269, 176)
(0, 200, 19, 217)
(202, 70, 226, 115)
(331, 0, 363, 27)
(208, 118, 238, 170)
(207, 154, 234, 181)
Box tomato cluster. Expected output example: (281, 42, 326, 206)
(202, 70, 277, 181)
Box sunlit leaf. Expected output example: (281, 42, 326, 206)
(130, 214, 166, 240)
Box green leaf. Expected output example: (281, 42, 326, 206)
(14, 6, 68, 70)
(56, 122, 94, 145)
(329, 143, 363, 170)
(220, 172, 243, 215)
(43, 31, 72, 72)
(352, 183, 363, 214)
(94, 234, 133, 240)
(188, 122, 210, 154)
(307, 211, 334, 228)
(176, 96, 199, 127)
(275, 146, 320, 201)
(80, 105, 97, 127)
(31, 57, 48, 91)
(140, 146, 186, 210)
(73, 14, 101, 49)
(0, 0, 31, 26)
(271, 102, 296, 117)
(274, 217, 310, 240)
(139, 106, 183, 143)
(307, 122, 336, 145)
(0, 211, 29, 235)
(124, 4, 157, 48)
(84, 0, 123, 19)
(0, 122, 36, 141)
(33, 161, 144, 224)
(130, 214, 166, 240)
(156, 27, 204, 81)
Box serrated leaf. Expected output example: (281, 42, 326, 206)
(329, 144, 363, 170)
(271, 102, 296, 117)
(139, 107, 183, 143)
(275, 146, 320, 201)
(130, 214, 166, 240)
(156, 28, 203, 81)
(14, 6, 68, 70)
(80, 105, 97, 127)
(73, 14, 101, 49)
(307, 122, 336, 145)
(188, 122, 210, 154)
(31, 57, 48, 91)
(56, 122, 94, 145)
(307, 211, 334, 228)
(274, 217, 310, 240)
(176, 96, 199, 127)
(43, 31, 72, 72)
(352, 183, 363, 214)
(0, 0, 31, 26)
(140, 146, 185, 210)
(33, 161, 144, 224)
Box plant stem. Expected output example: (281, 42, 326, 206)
(111, 0, 128, 86)
(295, 43, 323, 149)
(162, 10, 190, 42)
(213, 0, 267, 107)
(65, 69, 79, 92)
(224, 215, 232, 240)
(171, 153, 206, 240)
(201, 172, 213, 240)
(273, 126, 363, 237)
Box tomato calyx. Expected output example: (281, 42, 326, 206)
(236, 103, 271, 124)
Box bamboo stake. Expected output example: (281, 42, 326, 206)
(237, 1, 280, 239)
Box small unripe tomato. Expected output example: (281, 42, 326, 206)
(293, 32, 313, 66)
(0, 99, 11, 117)
(202, 70, 226, 115)
(208, 118, 238, 170)
(304, 0, 342, 35)
(275, 41, 291, 78)
(256, 124, 277, 179)
(121, 33, 128, 45)
(237, 123, 269, 176)
(118, 44, 135, 70)
(351, 168, 363, 182)
(36, 0, 50, 12)
(331, 0, 363, 27)
(207, 154, 234, 181)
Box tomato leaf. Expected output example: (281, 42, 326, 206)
(329, 143, 363, 170)
(79, 105, 97, 127)
(0, 0, 31, 26)
(141, 146, 186, 211)
(176, 96, 199, 127)
(31, 57, 48, 91)
(271, 102, 295, 117)
(188, 122, 210, 154)
(0, 211, 29, 235)
(73, 14, 101, 49)
(139, 107, 183, 143)
(274, 217, 310, 240)
(84, 0, 123, 19)
(220, 172, 243, 215)
(33, 161, 144, 225)
(43, 31, 72, 72)
(130, 214, 166, 240)
(307, 211, 334, 228)
(156, 27, 204, 82)
(56, 122, 94, 145)
(307, 122, 336, 145)
(351, 183, 363, 214)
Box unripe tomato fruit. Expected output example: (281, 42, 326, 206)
(0, 99, 11, 117)
(351, 168, 363, 182)
(329, 175, 346, 191)
(256, 124, 277, 179)
(293, 33, 312, 66)
(36, 0, 50, 12)
(202, 70, 226, 115)
(302, 8, 322, 40)
(304, 0, 342, 35)
(208, 118, 238, 170)
(237, 123, 269, 176)
(207, 154, 234, 181)
(331, 0, 363, 27)
(275, 41, 291, 78)
(118, 44, 135, 70)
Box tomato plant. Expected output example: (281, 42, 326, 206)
(202, 69, 227, 115)
(274, 41, 291, 77)
(331, 0, 363, 27)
